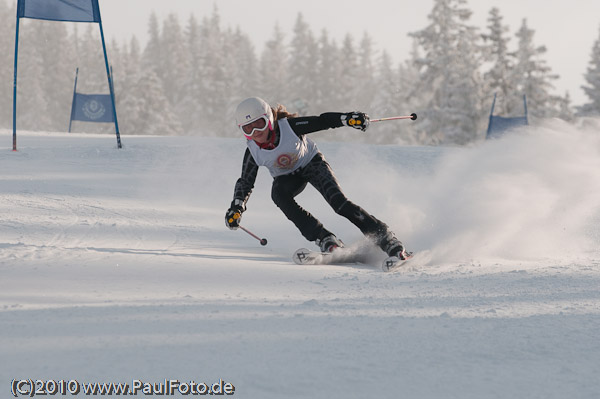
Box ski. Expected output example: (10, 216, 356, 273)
(381, 252, 414, 272)
(294, 246, 417, 272)
(293, 247, 367, 265)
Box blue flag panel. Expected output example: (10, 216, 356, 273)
(486, 116, 528, 139)
(71, 93, 114, 123)
(18, 0, 100, 23)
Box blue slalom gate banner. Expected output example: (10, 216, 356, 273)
(486, 93, 528, 139)
(68, 67, 117, 132)
(13, 0, 122, 150)
(71, 93, 114, 123)
(17, 0, 100, 23)
(486, 115, 528, 139)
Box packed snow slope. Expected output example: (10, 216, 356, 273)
(1, 120, 600, 399)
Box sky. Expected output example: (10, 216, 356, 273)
(97, 0, 600, 107)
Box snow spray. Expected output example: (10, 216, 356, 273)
(406, 118, 600, 263)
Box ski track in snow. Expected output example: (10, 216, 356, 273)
(1, 125, 600, 398)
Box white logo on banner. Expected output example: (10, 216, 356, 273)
(82, 99, 106, 120)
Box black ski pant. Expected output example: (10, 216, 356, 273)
(271, 152, 387, 242)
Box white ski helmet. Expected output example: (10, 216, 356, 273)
(235, 97, 274, 135)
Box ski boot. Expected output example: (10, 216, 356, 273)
(376, 230, 413, 271)
(377, 230, 410, 260)
(316, 234, 344, 253)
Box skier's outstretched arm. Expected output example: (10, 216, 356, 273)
(288, 112, 370, 135)
(226, 148, 258, 230)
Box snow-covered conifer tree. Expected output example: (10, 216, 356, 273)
(578, 25, 600, 116)
(482, 7, 517, 116)
(399, 41, 424, 117)
(38, 21, 77, 131)
(511, 19, 561, 119)
(0, 0, 15, 127)
(134, 70, 182, 136)
(260, 24, 289, 107)
(557, 91, 574, 121)
(287, 13, 319, 114)
(197, 7, 229, 135)
(228, 27, 259, 105)
(74, 24, 108, 94)
(313, 30, 339, 111)
(141, 12, 161, 76)
(178, 15, 203, 134)
(160, 14, 190, 111)
(114, 37, 143, 135)
(355, 32, 376, 111)
(371, 50, 400, 144)
(16, 20, 53, 131)
(410, 0, 485, 144)
(397, 51, 425, 145)
(336, 34, 361, 108)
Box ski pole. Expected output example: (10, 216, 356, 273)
(370, 113, 417, 123)
(229, 211, 268, 246)
(239, 225, 268, 246)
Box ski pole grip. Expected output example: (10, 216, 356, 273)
(228, 212, 241, 223)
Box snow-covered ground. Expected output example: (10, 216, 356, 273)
(1, 122, 599, 398)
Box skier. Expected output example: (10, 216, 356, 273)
(225, 97, 409, 260)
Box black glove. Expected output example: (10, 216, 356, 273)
(225, 201, 244, 230)
(341, 112, 370, 131)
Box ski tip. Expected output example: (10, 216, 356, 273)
(382, 251, 414, 272)
(381, 257, 398, 272)
(293, 248, 313, 265)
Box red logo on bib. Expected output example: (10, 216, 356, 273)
(276, 153, 298, 169)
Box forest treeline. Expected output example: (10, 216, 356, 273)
(1, 0, 599, 145)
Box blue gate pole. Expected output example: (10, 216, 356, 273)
(12, 12, 21, 151)
(68, 68, 79, 133)
(486, 93, 497, 139)
(97, 16, 122, 148)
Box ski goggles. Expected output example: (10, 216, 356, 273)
(239, 114, 270, 137)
